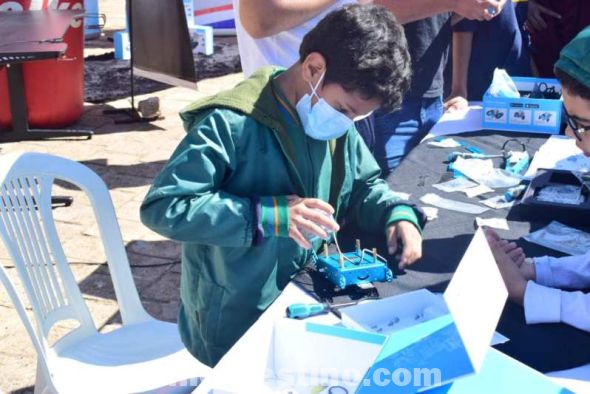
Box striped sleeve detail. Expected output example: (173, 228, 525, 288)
(260, 196, 290, 238)
(385, 205, 422, 234)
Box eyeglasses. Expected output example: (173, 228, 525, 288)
(563, 105, 590, 142)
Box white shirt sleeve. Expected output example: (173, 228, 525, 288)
(534, 251, 590, 289)
(524, 282, 590, 332)
(523, 251, 590, 332)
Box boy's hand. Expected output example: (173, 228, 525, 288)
(387, 221, 423, 269)
(526, 0, 561, 33)
(483, 227, 525, 265)
(287, 196, 339, 249)
(484, 229, 531, 305)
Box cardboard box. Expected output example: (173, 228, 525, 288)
(204, 229, 570, 393)
(482, 77, 562, 134)
(520, 169, 590, 226)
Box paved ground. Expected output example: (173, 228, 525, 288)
(0, 1, 243, 392)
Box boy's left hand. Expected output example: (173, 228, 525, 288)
(387, 221, 422, 269)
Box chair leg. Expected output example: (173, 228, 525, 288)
(33, 360, 56, 394)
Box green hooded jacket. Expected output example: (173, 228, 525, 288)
(140, 67, 425, 366)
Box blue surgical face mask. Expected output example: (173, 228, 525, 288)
(296, 71, 354, 141)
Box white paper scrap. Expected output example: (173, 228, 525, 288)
(525, 221, 590, 256)
(420, 193, 489, 214)
(481, 195, 515, 210)
(391, 191, 411, 201)
(433, 178, 478, 193)
(453, 157, 521, 189)
(464, 184, 495, 198)
(475, 217, 509, 230)
(422, 206, 439, 220)
(427, 138, 462, 148)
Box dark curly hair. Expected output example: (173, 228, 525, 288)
(555, 67, 590, 101)
(299, 4, 411, 113)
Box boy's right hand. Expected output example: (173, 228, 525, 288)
(287, 196, 339, 249)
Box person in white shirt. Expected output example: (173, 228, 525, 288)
(234, 0, 507, 77)
(483, 26, 590, 333)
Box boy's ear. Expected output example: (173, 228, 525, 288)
(301, 52, 327, 86)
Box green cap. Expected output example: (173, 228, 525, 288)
(555, 26, 590, 90)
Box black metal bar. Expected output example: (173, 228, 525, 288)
(1, 58, 93, 143)
(6, 63, 29, 132)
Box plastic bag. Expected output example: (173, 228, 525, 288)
(488, 68, 520, 98)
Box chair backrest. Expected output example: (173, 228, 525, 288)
(0, 152, 151, 358)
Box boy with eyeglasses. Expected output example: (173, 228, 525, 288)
(486, 26, 590, 334)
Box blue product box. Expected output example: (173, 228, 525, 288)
(482, 77, 563, 134)
(191, 25, 214, 56)
(114, 30, 130, 60)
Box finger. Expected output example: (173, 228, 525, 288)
(386, 225, 398, 255)
(531, 13, 547, 30)
(538, 4, 561, 19)
(483, 227, 501, 243)
(296, 217, 329, 239)
(304, 208, 339, 232)
(527, 15, 542, 31)
(399, 242, 422, 269)
(507, 247, 524, 262)
(303, 199, 335, 215)
(290, 226, 311, 249)
(398, 225, 422, 268)
(514, 253, 526, 267)
(502, 242, 519, 253)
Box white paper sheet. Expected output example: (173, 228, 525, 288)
(464, 184, 495, 198)
(423, 102, 483, 141)
(421, 193, 490, 214)
(525, 135, 590, 178)
(433, 178, 478, 193)
(443, 229, 508, 372)
(475, 217, 510, 230)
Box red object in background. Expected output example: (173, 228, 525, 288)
(0, 0, 84, 130)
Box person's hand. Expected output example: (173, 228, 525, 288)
(287, 196, 339, 249)
(566, 127, 590, 157)
(453, 0, 506, 21)
(484, 229, 529, 304)
(484, 228, 525, 265)
(444, 95, 469, 113)
(526, 0, 561, 33)
(387, 221, 423, 269)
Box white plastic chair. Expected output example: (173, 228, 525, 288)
(0, 152, 211, 394)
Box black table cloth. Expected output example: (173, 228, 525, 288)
(294, 131, 590, 372)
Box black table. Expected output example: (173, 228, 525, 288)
(0, 10, 92, 142)
(295, 131, 590, 373)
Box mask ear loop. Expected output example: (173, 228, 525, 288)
(309, 70, 326, 100)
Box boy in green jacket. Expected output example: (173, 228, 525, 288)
(141, 4, 426, 367)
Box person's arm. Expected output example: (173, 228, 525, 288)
(375, 0, 506, 24)
(525, 282, 590, 332)
(449, 30, 473, 100)
(239, 0, 338, 39)
(534, 252, 590, 290)
(345, 133, 426, 268)
(240, 0, 507, 39)
(444, 21, 475, 112)
(140, 109, 260, 247)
